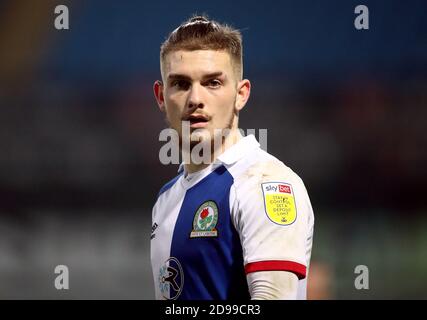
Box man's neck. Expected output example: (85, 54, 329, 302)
(184, 128, 242, 174)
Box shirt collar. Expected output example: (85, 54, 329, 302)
(216, 133, 260, 165)
(177, 133, 260, 173)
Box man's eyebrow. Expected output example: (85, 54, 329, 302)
(201, 72, 224, 80)
(167, 72, 225, 81)
(167, 73, 191, 81)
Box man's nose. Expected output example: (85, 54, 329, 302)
(188, 83, 204, 109)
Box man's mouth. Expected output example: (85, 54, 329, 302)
(185, 114, 210, 129)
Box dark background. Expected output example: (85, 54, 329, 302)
(0, 0, 426, 299)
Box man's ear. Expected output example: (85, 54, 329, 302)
(235, 79, 251, 112)
(153, 80, 166, 112)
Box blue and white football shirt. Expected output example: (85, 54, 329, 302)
(151, 134, 314, 300)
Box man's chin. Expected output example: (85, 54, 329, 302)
(189, 133, 211, 148)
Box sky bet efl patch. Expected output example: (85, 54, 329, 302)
(262, 182, 297, 226)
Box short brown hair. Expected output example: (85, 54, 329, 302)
(160, 15, 243, 80)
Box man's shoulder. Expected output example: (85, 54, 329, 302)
(233, 149, 313, 220)
(229, 147, 309, 203)
(239, 147, 302, 183)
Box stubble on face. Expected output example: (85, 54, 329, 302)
(177, 94, 237, 153)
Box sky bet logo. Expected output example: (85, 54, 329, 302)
(265, 184, 291, 194)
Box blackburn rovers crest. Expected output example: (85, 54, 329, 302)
(190, 200, 218, 238)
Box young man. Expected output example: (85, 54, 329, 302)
(151, 15, 314, 300)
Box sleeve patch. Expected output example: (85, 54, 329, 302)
(261, 182, 297, 226)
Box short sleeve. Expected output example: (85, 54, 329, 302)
(232, 160, 314, 280)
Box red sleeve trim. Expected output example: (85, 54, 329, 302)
(244, 260, 307, 280)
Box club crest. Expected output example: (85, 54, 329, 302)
(190, 200, 218, 238)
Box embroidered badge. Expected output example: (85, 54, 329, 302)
(190, 200, 219, 238)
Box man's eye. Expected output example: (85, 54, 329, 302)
(207, 79, 222, 88)
(172, 80, 190, 90)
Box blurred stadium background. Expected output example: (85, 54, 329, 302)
(0, 0, 426, 299)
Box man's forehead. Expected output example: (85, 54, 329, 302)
(164, 50, 233, 77)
